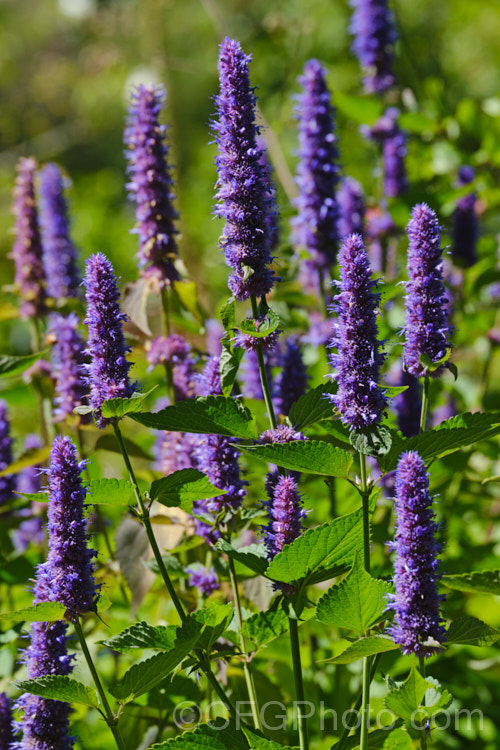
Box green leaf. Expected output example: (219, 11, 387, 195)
(150, 469, 227, 514)
(243, 726, 297, 749)
(219, 297, 236, 332)
(446, 616, 500, 646)
(100, 386, 158, 419)
(287, 382, 337, 428)
(266, 508, 363, 586)
(383, 385, 409, 398)
(15, 491, 48, 504)
(15, 675, 98, 707)
(173, 280, 204, 323)
(442, 569, 500, 596)
(219, 345, 244, 397)
(242, 609, 289, 651)
(94, 434, 153, 460)
(381, 729, 413, 749)
(350, 426, 392, 458)
(0, 446, 51, 478)
(151, 721, 248, 749)
(215, 540, 269, 576)
(378, 411, 500, 473)
(237, 310, 281, 339)
(0, 602, 66, 623)
(333, 91, 384, 125)
(316, 553, 393, 634)
(323, 635, 399, 664)
(101, 621, 178, 653)
(0, 351, 48, 377)
(384, 667, 428, 722)
(87, 478, 135, 506)
(239, 440, 353, 478)
(187, 603, 234, 652)
(129, 395, 257, 439)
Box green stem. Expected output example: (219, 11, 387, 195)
(358, 451, 371, 750)
(419, 376, 430, 433)
(250, 295, 277, 430)
(161, 286, 176, 405)
(74, 619, 127, 750)
(289, 617, 309, 750)
(227, 556, 262, 730)
(419, 655, 428, 750)
(335, 655, 381, 750)
(360, 654, 370, 750)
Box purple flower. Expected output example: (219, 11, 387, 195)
(13, 434, 46, 552)
(387, 451, 446, 658)
(365, 206, 396, 274)
(37, 435, 97, 621)
(186, 563, 220, 596)
(256, 135, 280, 252)
(193, 358, 246, 541)
(239, 349, 264, 400)
(389, 368, 421, 438)
(301, 311, 332, 349)
(49, 313, 89, 422)
(0, 693, 14, 750)
(348, 0, 397, 93)
(83, 253, 134, 428)
(403, 204, 451, 378)
(205, 319, 224, 357)
(274, 338, 308, 417)
(0, 401, 14, 507)
(452, 166, 478, 268)
(11, 157, 46, 319)
(363, 109, 407, 198)
(212, 37, 278, 301)
(146, 335, 196, 400)
(153, 397, 198, 476)
(292, 59, 340, 279)
(263, 474, 306, 561)
(124, 84, 180, 286)
(233, 319, 281, 353)
(39, 163, 80, 299)
(337, 177, 365, 240)
(260, 424, 305, 445)
(328, 233, 387, 430)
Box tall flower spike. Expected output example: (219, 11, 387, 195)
(274, 337, 308, 417)
(387, 451, 446, 657)
(11, 157, 46, 319)
(83, 253, 134, 428)
(49, 313, 89, 422)
(124, 84, 180, 286)
(452, 166, 478, 268)
(212, 37, 278, 300)
(337, 176, 365, 240)
(264, 474, 305, 562)
(329, 233, 387, 429)
(292, 59, 340, 279)
(13, 434, 45, 552)
(39, 163, 80, 299)
(349, 0, 397, 94)
(0, 401, 14, 507)
(362, 109, 407, 199)
(37, 435, 97, 620)
(0, 692, 14, 750)
(403, 204, 452, 378)
(146, 334, 196, 400)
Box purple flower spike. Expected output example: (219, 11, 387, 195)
(329, 233, 387, 430)
(11, 157, 46, 319)
(260, 424, 305, 445)
(337, 177, 365, 240)
(212, 37, 278, 301)
(0, 692, 14, 749)
(274, 337, 309, 417)
(0, 401, 14, 507)
(187, 563, 220, 597)
(49, 313, 89, 422)
(292, 59, 340, 278)
(403, 204, 452, 378)
(124, 84, 180, 286)
(147, 334, 196, 400)
(349, 0, 397, 93)
(38, 435, 97, 621)
(387, 451, 446, 658)
(363, 109, 407, 198)
(83, 253, 134, 428)
(39, 163, 80, 299)
(264, 474, 305, 562)
(392, 369, 421, 438)
(13, 434, 46, 552)
(452, 166, 478, 267)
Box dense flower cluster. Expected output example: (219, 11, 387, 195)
(0, 693, 14, 749)
(292, 59, 340, 277)
(124, 84, 180, 285)
(39, 162, 80, 299)
(403, 204, 451, 378)
(348, 0, 397, 93)
(83, 253, 134, 428)
(337, 177, 365, 240)
(212, 37, 278, 300)
(273, 337, 308, 417)
(49, 313, 89, 422)
(260, 424, 305, 445)
(362, 109, 407, 198)
(329, 233, 387, 429)
(11, 157, 47, 319)
(263, 474, 306, 561)
(186, 563, 220, 596)
(387, 451, 446, 657)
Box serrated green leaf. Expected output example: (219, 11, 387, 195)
(94, 434, 152, 460)
(237, 310, 281, 339)
(219, 298, 236, 332)
(378, 411, 500, 473)
(150, 469, 227, 514)
(383, 385, 409, 398)
(350, 426, 392, 458)
(239, 440, 353, 478)
(151, 721, 248, 749)
(100, 387, 158, 419)
(442, 569, 500, 596)
(446, 616, 500, 646)
(322, 635, 399, 664)
(0, 446, 51, 478)
(0, 602, 66, 623)
(87, 478, 135, 506)
(219, 345, 244, 397)
(242, 609, 289, 651)
(187, 603, 234, 652)
(287, 382, 337, 428)
(384, 667, 428, 722)
(215, 540, 269, 576)
(243, 725, 297, 749)
(129, 396, 257, 439)
(316, 553, 392, 634)
(423, 677, 453, 717)
(14, 491, 48, 504)
(0, 350, 48, 377)
(101, 621, 178, 653)
(266, 508, 363, 586)
(381, 728, 412, 749)
(15, 675, 98, 707)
